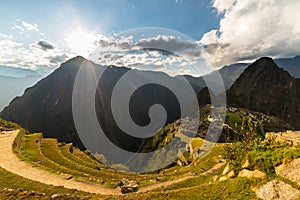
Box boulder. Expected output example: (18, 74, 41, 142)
(255, 180, 300, 200)
(222, 164, 231, 175)
(119, 178, 138, 194)
(275, 158, 300, 184)
(238, 169, 266, 178)
(241, 158, 251, 169)
(219, 170, 235, 181)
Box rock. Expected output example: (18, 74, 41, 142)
(275, 158, 300, 184)
(61, 173, 74, 180)
(51, 194, 61, 199)
(189, 172, 197, 176)
(222, 164, 231, 175)
(241, 158, 251, 169)
(119, 178, 138, 194)
(255, 180, 300, 200)
(227, 170, 235, 178)
(213, 176, 219, 182)
(219, 170, 235, 181)
(238, 169, 266, 178)
(219, 176, 228, 181)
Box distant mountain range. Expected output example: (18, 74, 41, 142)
(0, 65, 40, 78)
(0, 65, 42, 111)
(1, 55, 300, 155)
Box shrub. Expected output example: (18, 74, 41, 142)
(93, 153, 108, 164)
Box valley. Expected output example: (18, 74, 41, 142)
(0, 55, 300, 199)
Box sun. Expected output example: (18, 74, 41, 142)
(66, 29, 98, 57)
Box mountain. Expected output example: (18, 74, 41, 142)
(274, 55, 300, 78)
(0, 56, 205, 162)
(182, 63, 248, 93)
(2, 55, 299, 162)
(218, 63, 248, 89)
(227, 57, 300, 129)
(0, 75, 41, 111)
(0, 65, 40, 78)
(207, 55, 300, 90)
(0, 65, 42, 111)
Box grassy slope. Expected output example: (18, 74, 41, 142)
(2, 116, 300, 199)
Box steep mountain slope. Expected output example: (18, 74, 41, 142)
(218, 63, 248, 89)
(1, 57, 83, 147)
(228, 57, 300, 129)
(0, 56, 205, 155)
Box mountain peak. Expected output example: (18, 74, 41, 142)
(228, 57, 300, 129)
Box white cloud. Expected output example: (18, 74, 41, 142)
(0, 34, 72, 75)
(200, 0, 300, 66)
(212, 0, 236, 14)
(13, 19, 44, 36)
(88, 33, 213, 76)
(0, 33, 12, 40)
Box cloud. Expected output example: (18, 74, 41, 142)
(212, 0, 236, 14)
(30, 40, 56, 51)
(0, 33, 12, 40)
(0, 34, 72, 75)
(88, 33, 212, 76)
(200, 0, 300, 66)
(49, 54, 69, 64)
(136, 35, 198, 53)
(94, 34, 198, 52)
(13, 19, 44, 36)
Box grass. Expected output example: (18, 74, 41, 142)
(248, 144, 300, 175)
(19, 133, 96, 182)
(17, 132, 158, 187)
(59, 143, 104, 170)
(6, 115, 300, 199)
(113, 177, 265, 200)
(0, 167, 105, 199)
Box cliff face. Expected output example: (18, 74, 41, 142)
(0, 56, 84, 147)
(228, 57, 300, 129)
(0, 56, 201, 153)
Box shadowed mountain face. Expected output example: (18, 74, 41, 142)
(227, 57, 300, 129)
(0, 57, 84, 147)
(0, 56, 205, 153)
(1, 55, 300, 155)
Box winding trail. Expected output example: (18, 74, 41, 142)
(0, 130, 121, 195)
(0, 130, 224, 196)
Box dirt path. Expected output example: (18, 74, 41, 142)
(201, 160, 226, 175)
(0, 130, 224, 195)
(139, 175, 193, 193)
(0, 130, 121, 196)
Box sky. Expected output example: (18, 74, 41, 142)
(0, 0, 300, 76)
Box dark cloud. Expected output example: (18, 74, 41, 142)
(136, 35, 198, 53)
(30, 40, 56, 51)
(38, 40, 55, 50)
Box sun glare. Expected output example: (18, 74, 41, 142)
(66, 30, 97, 57)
